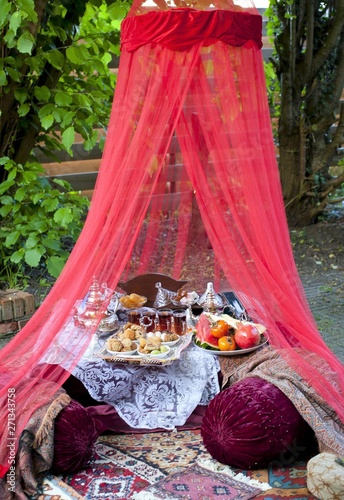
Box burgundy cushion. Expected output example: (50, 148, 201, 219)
(51, 400, 99, 474)
(201, 376, 315, 469)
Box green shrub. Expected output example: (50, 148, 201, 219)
(0, 157, 89, 285)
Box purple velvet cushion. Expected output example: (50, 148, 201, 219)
(51, 400, 99, 474)
(201, 376, 314, 469)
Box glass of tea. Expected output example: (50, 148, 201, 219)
(172, 309, 187, 335)
(139, 308, 157, 333)
(157, 308, 173, 331)
(127, 309, 142, 325)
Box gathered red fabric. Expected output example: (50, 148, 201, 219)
(1, 0, 343, 478)
(121, 8, 262, 52)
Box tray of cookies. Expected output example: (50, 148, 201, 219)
(95, 324, 192, 366)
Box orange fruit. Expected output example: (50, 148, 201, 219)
(217, 319, 230, 333)
(211, 326, 225, 338)
(218, 335, 236, 351)
(210, 319, 230, 339)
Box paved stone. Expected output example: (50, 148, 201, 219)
(301, 271, 344, 362)
(0, 331, 16, 349)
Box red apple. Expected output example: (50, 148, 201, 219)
(234, 323, 261, 349)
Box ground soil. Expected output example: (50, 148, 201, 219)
(289, 211, 344, 362)
(290, 214, 344, 277)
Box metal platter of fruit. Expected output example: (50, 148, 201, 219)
(193, 312, 267, 356)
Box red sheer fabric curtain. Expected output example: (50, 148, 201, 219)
(1, 0, 344, 476)
(175, 42, 344, 406)
(121, 1, 344, 424)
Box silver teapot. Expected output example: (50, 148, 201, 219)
(198, 282, 223, 313)
(75, 277, 112, 327)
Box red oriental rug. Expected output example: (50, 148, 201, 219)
(40, 429, 317, 499)
(132, 463, 262, 499)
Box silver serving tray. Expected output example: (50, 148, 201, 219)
(95, 332, 192, 366)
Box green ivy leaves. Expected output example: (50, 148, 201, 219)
(0, 1, 131, 285)
(0, 159, 89, 279)
(61, 127, 75, 153)
(17, 31, 35, 54)
(66, 45, 90, 64)
(2, 0, 129, 164)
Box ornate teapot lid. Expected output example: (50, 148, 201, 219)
(198, 282, 223, 312)
(86, 277, 104, 307)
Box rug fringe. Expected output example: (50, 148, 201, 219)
(197, 458, 272, 491)
(133, 492, 157, 500)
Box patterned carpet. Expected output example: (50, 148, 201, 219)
(39, 429, 317, 499)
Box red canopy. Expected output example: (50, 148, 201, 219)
(1, 0, 343, 475)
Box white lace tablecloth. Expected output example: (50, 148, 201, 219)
(73, 340, 220, 430)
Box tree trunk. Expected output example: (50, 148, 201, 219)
(269, 0, 344, 226)
(277, 72, 316, 226)
(278, 134, 318, 226)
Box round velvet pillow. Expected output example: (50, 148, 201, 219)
(201, 376, 315, 469)
(51, 399, 99, 474)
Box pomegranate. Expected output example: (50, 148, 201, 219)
(234, 323, 260, 349)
